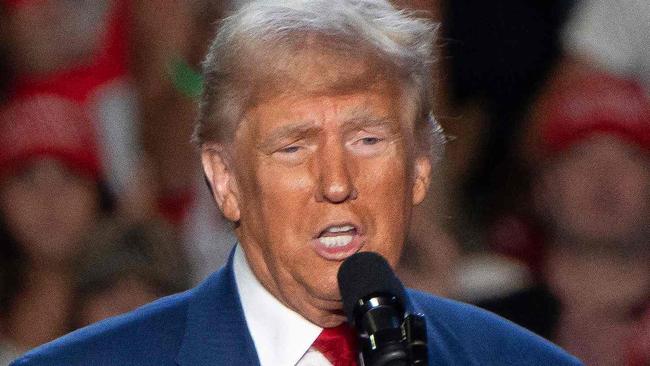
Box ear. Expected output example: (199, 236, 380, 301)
(201, 144, 241, 222)
(412, 155, 432, 205)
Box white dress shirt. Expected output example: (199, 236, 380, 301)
(233, 246, 333, 366)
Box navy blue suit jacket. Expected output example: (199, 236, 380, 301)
(12, 254, 582, 365)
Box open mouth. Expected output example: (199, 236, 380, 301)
(318, 225, 357, 247)
(311, 223, 364, 260)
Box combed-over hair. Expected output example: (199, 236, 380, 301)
(194, 0, 445, 158)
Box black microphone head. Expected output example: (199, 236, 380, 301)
(337, 251, 406, 323)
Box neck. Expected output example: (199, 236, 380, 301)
(2, 265, 74, 350)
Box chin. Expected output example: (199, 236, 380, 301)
(314, 312, 348, 328)
(297, 295, 347, 328)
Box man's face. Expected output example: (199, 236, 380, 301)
(202, 79, 431, 327)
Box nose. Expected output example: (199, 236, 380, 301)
(315, 142, 357, 203)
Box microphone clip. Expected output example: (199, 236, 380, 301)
(403, 313, 428, 365)
(353, 294, 428, 366)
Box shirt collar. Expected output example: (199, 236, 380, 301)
(233, 245, 323, 366)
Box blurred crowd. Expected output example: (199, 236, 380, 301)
(0, 1, 647, 365)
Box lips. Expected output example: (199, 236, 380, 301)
(311, 223, 364, 260)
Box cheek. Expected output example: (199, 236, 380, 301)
(616, 165, 650, 208)
(259, 165, 313, 215)
(363, 174, 410, 228)
(240, 161, 315, 242)
(356, 156, 412, 261)
(59, 184, 100, 234)
(0, 184, 44, 243)
(552, 164, 592, 208)
(360, 151, 411, 209)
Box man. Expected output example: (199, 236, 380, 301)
(12, 1, 581, 365)
(527, 70, 649, 366)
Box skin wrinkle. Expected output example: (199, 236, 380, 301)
(255, 108, 398, 154)
(200, 34, 427, 146)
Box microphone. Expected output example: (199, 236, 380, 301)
(337, 252, 428, 366)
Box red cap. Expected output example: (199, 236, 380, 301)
(3, 0, 44, 10)
(529, 71, 650, 159)
(0, 94, 102, 182)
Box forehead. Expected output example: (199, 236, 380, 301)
(217, 36, 423, 153)
(240, 80, 414, 142)
(242, 45, 415, 128)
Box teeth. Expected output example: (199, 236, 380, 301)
(318, 235, 353, 248)
(325, 225, 355, 233)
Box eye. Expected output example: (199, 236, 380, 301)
(352, 135, 385, 147)
(347, 133, 388, 157)
(272, 143, 311, 165)
(359, 137, 382, 145)
(278, 145, 302, 154)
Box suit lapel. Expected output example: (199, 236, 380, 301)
(408, 291, 479, 366)
(176, 252, 260, 366)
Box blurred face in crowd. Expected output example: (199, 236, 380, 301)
(0, 159, 100, 266)
(539, 135, 649, 243)
(540, 135, 649, 366)
(202, 51, 432, 327)
(5, 0, 109, 74)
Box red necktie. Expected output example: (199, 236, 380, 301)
(312, 323, 359, 366)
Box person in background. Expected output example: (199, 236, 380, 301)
(2, 0, 142, 210)
(0, 95, 113, 363)
(1, 0, 206, 224)
(476, 1, 650, 361)
(482, 69, 649, 366)
(530, 70, 649, 366)
(69, 218, 191, 329)
(1, 0, 235, 282)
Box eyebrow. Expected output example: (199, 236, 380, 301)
(257, 121, 320, 150)
(341, 115, 395, 133)
(340, 104, 397, 130)
(257, 107, 396, 150)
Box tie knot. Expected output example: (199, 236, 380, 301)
(312, 323, 358, 366)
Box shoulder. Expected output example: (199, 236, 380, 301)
(407, 290, 583, 366)
(11, 290, 193, 366)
